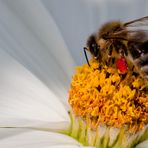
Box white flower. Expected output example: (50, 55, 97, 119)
(0, 0, 147, 147)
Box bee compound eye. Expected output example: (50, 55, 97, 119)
(97, 45, 100, 49)
(92, 43, 96, 48)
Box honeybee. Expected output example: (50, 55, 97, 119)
(84, 16, 148, 80)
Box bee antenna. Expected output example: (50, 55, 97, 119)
(83, 47, 90, 67)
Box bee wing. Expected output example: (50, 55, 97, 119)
(123, 21, 148, 78)
(103, 30, 148, 42)
(123, 16, 148, 42)
(105, 30, 148, 43)
(104, 16, 148, 41)
(124, 16, 148, 28)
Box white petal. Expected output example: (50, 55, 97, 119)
(135, 140, 148, 148)
(0, 128, 80, 148)
(47, 146, 80, 148)
(0, 0, 75, 106)
(47, 146, 79, 148)
(42, 0, 93, 65)
(0, 49, 69, 129)
(35, 145, 94, 148)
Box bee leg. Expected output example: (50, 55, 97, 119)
(108, 57, 115, 67)
(134, 53, 148, 78)
(119, 73, 127, 80)
(141, 86, 148, 94)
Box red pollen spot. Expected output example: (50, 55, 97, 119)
(116, 57, 128, 74)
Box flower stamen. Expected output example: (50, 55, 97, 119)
(67, 59, 148, 147)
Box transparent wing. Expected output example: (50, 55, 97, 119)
(103, 16, 148, 42)
(103, 30, 148, 42)
(124, 16, 148, 28)
(123, 16, 148, 42)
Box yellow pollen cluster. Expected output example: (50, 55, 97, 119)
(69, 60, 148, 133)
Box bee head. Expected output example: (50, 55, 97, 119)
(86, 35, 100, 59)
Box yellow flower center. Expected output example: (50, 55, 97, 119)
(69, 59, 148, 133)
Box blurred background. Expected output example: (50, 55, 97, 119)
(0, 0, 148, 107)
(43, 0, 148, 64)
